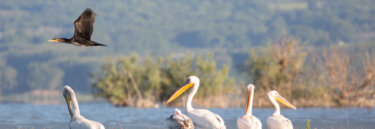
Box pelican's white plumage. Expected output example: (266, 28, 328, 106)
(237, 84, 261, 129)
(166, 76, 226, 129)
(266, 90, 296, 129)
(63, 85, 105, 129)
(165, 108, 194, 129)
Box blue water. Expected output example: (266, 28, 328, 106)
(0, 102, 374, 129)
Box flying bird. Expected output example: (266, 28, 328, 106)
(49, 8, 106, 46)
(63, 85, 105, 129)
(166, 76, 226, 129)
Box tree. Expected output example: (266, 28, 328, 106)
(91, 54, 235, 107)
(245, 39, 307, 97)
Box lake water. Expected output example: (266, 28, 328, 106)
(0, 102, 374, 129)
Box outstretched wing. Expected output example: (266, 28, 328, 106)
(73, 8, 96, 40)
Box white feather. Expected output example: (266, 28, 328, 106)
(187, 109, 226, 129)
(267, 115, 293, 129)
(237, 116, 262, 129)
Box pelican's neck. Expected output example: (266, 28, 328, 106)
(70, 91, 81, 117)
(186, 81, 199, 112)
(269, 96, 280, 116)
(245, 87, 254, 116)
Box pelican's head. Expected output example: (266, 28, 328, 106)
(63, 85, 74, 117)
(171, 108, 192, 127)
(63, 85, 74, 100)
(174, 108, 182, 116)
(187, 76, 200, 84)
(268, 90, 296, 110)
(246, 84, 255, 91)
(166, 76, 200, 104)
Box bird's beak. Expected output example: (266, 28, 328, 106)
(274, 94, 296, 110)
(66, 95, 71, 109)
(64, 93, 73, 117)
(245, 88, 250, 113)
(48, 39, 57, 42)
(166, 82, 194, 104)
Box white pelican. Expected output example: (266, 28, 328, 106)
(166, 76, 226, 129)
(237, 84, 262, 129)
(267, 90, 296, 129)
(165, 108, 194, 129)
(63, 85, 105, 129)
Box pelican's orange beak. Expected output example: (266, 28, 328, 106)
(274, 95, 296, 110)
(245, 88, 250, 113)
(166, 82, 194, 104)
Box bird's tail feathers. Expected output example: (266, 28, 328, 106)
(94, 43, 107, 46)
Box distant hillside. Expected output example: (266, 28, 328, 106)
(0, 0, 375, 95)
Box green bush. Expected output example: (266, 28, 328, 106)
(306, 119, 310, 129)
(91, 54, 234, 107)
(245, 40, 306, 96)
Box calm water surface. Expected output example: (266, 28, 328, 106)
(0, 102, 374, 129)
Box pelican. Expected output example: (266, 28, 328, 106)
(267, 90, 296, 129)
(237, 84, 262, 129)
(63, 85, 105, 129)
(166, 76, 226, 129)
(165, 108, 194, 129)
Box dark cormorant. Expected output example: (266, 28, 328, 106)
(48, 8, 106, 46)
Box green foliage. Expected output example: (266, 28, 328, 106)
(245, 40, 306, 95)
(306, 119, 311, 129)
(160, 54, 234, 100)
(90, 55, 159, 106)
(91, 54, 234, 107)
